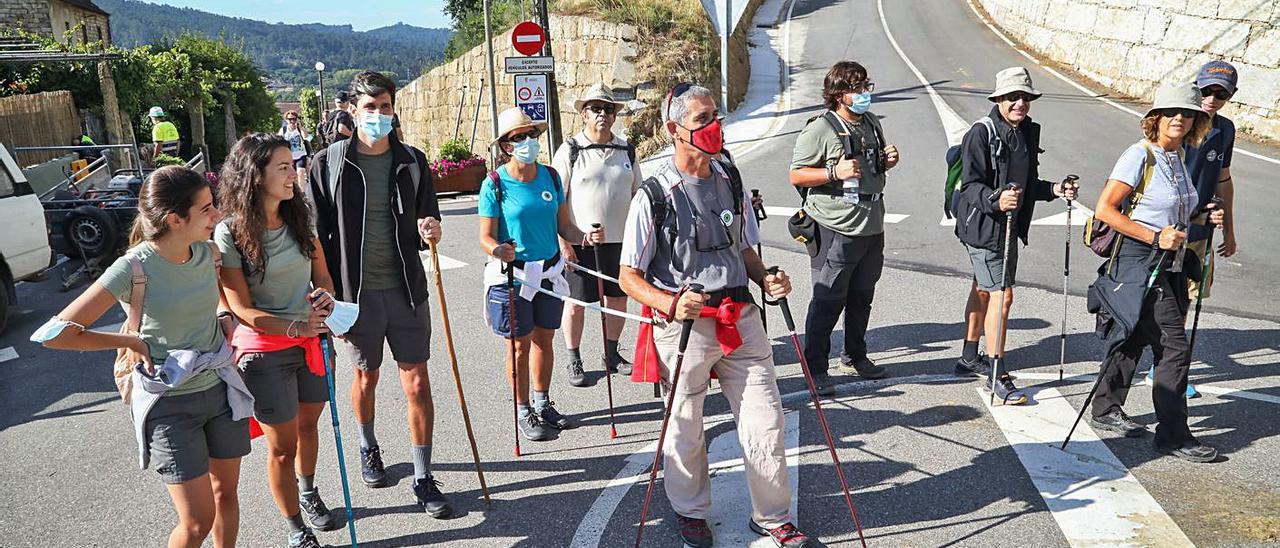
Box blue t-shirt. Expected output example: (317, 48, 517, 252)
(1185, 115, 1234, 241)
(1107, 142, 1199, 233)
(478, 164, 563, 262)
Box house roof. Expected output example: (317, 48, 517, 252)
(59, 0, 110, 17)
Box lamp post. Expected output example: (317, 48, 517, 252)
(315, 61, 326, 129)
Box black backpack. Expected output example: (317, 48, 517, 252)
(638, 157, 745, 251)
(796, 111, 886, 201)
(565, 136, 637, 183)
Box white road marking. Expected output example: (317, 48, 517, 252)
(762, 205, 908, 224)
(963, 0, 1280, 167)
(1030, 203, 1094, 226)
(877, 0, 969, 146)
(1228, 347, 1280, 367)
(0, 347, 18, 363)
(420, 251, 468, 272)
(940, 216, 956, 226)
(1017, 371, 1280, 406)
(982, 386, 1195, 547)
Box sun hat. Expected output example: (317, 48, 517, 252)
(1195, 60, 1238, 95)
(148, 106, 165, 117)
(490, 107, 548, 146)
(987, 67, 1042, 102)
(1145, 82, 1205, 117)
(574, 83, 627, 113)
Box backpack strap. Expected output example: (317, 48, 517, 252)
(566, 136, 580, 184)
(124, 255, 146, 335)
(1126, 141, 1156, 216)
(712, 158, 745, 216)
(639, 177, 670, 251)
(324, 139, 350, 200)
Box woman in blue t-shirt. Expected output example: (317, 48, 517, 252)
(478, 107, 603, 443)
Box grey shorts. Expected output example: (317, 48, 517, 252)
(966, 243, 1019, 292)
(145, 381, 251, 484)
(239, 347, 329, 424)
(342, 287, 431, 371)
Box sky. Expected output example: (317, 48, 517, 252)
(138, 0, 452, 31)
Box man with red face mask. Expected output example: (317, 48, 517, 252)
(619, 83, 818, 548)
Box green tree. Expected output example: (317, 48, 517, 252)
(298, 86, 320, 129)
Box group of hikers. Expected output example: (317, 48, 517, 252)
(30, 53, 1241, 548)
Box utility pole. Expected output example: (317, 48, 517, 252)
(720, 0, 730, 111)
(533, 0, 563, 152)
(315, 61, 327, 129)
(483, 0, 500, 162)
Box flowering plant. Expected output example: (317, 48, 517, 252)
(431, 139, 485, 178)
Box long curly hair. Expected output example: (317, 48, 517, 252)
(218, 133, 315, 278)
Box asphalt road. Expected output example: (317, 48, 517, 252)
(1, 0, 1277, 546)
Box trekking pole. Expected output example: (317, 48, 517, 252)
(428, 241, 490, 504)
(990, 184, 1017, 406)
(1188, 199, 1222, 354)
(591, 224, 618, 439)
(752, 189, 768, 333)
(635, 284, 702, 548)
(319, 336, 359, 547)
(502, 239, 522, 458)
(1062, 225, 1182, 450)
(1059, 175, 1079, 382)
(766, 267, 868, 548)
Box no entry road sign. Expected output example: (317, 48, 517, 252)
(512, 22, 546, 56)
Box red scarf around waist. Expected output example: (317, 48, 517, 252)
(231, 324, 326, 438)
(630, 298, 746, 384)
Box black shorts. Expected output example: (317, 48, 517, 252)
(293, 156, 308, 170)
(567, 243, 627, 303)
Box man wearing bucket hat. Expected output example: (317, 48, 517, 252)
(951, 66, 1078, 405)
(552, 83, 642, 387)
(148, 106, 181, 158)
(480, 106, 604, 441)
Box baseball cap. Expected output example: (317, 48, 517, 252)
(334, 90, 350, 104)
(1196, 60, 1237, 95)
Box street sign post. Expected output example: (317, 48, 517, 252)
(514, 74, 548, 123)
(511, 22, 546, 56)
(504, 56, 555, 74)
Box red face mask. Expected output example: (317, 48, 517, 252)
(680, 118, 724, 156)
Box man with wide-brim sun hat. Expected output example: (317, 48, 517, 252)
(985, 66, 1043, 101)
(553, 83, 642, 387)
(479, 106, 604, 443)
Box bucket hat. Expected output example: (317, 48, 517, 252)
(1145, 82, 1205, 117)
(987, 67, 1042, 102)
(148, 106, 165, 117)
(574, 83, 627, 113)
(490, 107, 547, 147)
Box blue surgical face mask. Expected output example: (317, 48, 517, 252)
(511, 137, 541, 164)
(846, 92, 872, 115)
(360, 112, 395, 142)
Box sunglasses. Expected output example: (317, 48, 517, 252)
(586, 104, 617, 115)
(286, 117, 298, 121)
(1001, 92, 1037, 103)
(1157, 108, 1199, 119)
(502, 129, 544, 143)
(1201, 87, 1232, 101)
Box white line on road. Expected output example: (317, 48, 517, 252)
(877, 0, 969, 146)
(982, 386, 1195, 547)
(762, 205, 909, 224)
(1017, 371, 1280, 406)
(1030, 203, 1095, 226)
(0, 346, 18, 363)
(420, 251, 468, 272)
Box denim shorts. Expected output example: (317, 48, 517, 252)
(486, 283, 564, 338)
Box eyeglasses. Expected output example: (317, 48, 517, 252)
(855, 82, 875, 93)
(502, 129, 544, 143)
(1001, 92, 1037, 103)
(586, 104, 617, 115)
(1201, 87, 1232, 101)
(1157, 108, 1199, 119)
(694, 216, 734, 252)
(286, 117, 298, 121)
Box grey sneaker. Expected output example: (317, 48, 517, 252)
(537, 401, 576, 430)
(955, 355, 993, 378)
(839, 356, 887, 379)
(1154, 437, 1217, 463)
(1089, 409, 1147, 437)
(990, 375, 1028, 405)
(299, 488, 339, 531)
(359, 445, 389, 488)
(605, 353, 633, 376)
(518, 411, 553, 441)
(288, 528, 322, 548)
(412, 475, 453, 518)
(566, 359, 587, 387)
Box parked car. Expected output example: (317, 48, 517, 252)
(0, 144, 54, 334)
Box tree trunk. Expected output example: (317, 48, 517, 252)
(187, 96, 206, 163)
(96, 60, 128, 169)
(222, 93, 236, 155)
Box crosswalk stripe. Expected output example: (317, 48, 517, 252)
(419, 251, 468, 272)
(0, 347, 18, 363)
(1031, 203, 1095, 226)
(762, 205, 909, 224)
(708, 410, 800, 546)
(982, 386, 1195, 547)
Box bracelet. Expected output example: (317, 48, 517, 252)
(826, 163, 837, 183)
(287, 320, 300, 338)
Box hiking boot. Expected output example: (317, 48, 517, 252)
(299, 488, 339, 531)
(989, 375, 1028, 405)
(537, 401, 576, 430)
(838, 356, 887, 379)
(412, 475, 454, 518)
(604, 353, 633, 376)
(360, 445, 389, 488)
(676, 515, 713, 548)
(566, 359, 587, 387)
(1090, 410, 1147, 437)
(518, 411, 553, 441)
(811, 373, 837, 397)
(955, 355, 993, 378)
(1154, 437, 1217, 463)
(749, 520, 819, 548)
(287, 528, 322, 548)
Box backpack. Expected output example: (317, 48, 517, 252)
(565, 136, 636, 184)
(944, 116, 1001, 219)
(638, 158, 744, 252)
(797, 111, 886, 201)
(1083, 141, 1156, 259)
(314, 113, 334, 149)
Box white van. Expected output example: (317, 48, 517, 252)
(0, 144, 53, 333)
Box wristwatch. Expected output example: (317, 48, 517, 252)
(1151, 230, 1161, 249)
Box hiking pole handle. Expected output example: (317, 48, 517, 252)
(752, 189, 767, 221)
(764, 267, 796, 330)
(678, 284, 704, 351)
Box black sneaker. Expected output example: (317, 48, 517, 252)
(811, 373, 836, 397)
(838, 356, 887, 379)
(676, 515, 713, 548)
(566, 359, 587, 387)
(989, 375, 1028, 405)
(605, 353, 633, 376)
(749, 520, 819, 547)
(288, 528, 322, 548)
(537, 401, 576, 430)
(1089, 409, 1147, 437)
(1154, 437, 1218, 463)
(412, 475, 454, 518)
(955, 355, 993, 378)
(360, 445, 389, 488)
(518, 411, 553, 441)
(299, 488, 340, 531)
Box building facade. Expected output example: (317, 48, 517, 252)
(0, 0, 111, 47)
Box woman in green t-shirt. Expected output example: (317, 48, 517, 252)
(216, 133, 338, 548)
(36, 166, 249, 548)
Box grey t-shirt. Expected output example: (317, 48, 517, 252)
(98, 242, 225, 396)
(357, 150, 402, 291)
(1108, 142, 1199, 232)
(620, 158, 760, 293)
(790, 111, 887, 237)
(214, 220, 312, 321)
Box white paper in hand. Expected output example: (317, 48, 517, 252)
(324, 301, 360, 336)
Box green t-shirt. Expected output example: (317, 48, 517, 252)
(213, 220, 312, 321)
(357, 150, 403, 291)
(790, 112, 887, 237)
(151, 121, 179, 144)
(98, 242, 224, 396)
